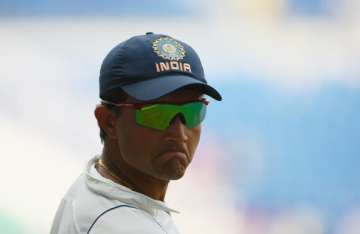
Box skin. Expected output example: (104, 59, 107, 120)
(94, 88, 203, 201)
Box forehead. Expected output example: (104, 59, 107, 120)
(127, 87, 204, 103)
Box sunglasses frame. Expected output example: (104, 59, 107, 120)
(101, 98, 209, 109)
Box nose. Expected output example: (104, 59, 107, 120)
(165, 114, 188, 142)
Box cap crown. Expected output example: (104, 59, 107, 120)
(100, 33, 206, 99)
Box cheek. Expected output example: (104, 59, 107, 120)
(116, 117, 159, 163)
(187, 125, 201, 158)
(115, 114, 144, 161)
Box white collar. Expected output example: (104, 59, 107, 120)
(84, 156, 179, 215)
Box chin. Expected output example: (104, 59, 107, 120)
(168, 171, 185, 180)
(160, 159, 187, 180)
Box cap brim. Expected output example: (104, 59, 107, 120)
(121, 75, 222, 101)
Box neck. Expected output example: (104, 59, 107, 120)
(98, 142, 169, 201)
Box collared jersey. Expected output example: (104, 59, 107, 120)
(50, 156, 180, 234)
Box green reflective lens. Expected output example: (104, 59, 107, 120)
(135, 102, 207, 130)
(182, 102, 206, 128)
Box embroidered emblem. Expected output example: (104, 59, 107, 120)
(152, 37, 186, 61)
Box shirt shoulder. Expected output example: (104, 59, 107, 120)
(88, 205, 166, 234)
(50, 174, 123, 234)
(51, 158, 179, 234)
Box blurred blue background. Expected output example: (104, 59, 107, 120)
(0, 0, 359, 233)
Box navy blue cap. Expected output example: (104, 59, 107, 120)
(99, 32, 222, 101)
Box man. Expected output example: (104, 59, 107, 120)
(50, 32, 222, 234)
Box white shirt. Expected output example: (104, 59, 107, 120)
(50, 156, 180, 234)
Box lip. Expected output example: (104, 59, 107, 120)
(156, 151, 188, 165)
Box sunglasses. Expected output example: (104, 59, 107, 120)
(101, 98, 209, 131)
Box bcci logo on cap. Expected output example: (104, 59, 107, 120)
(153, 37, 192, 73)
(153, 37, 185, 60)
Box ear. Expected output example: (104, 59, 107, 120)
(94, 105, 118, 140)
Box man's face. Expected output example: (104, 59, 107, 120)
(114, 88, 203, 181)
